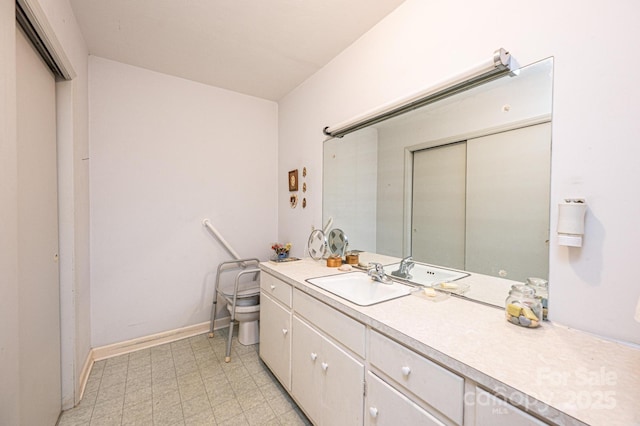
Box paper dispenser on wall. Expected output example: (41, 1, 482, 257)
(557, 199, 587, 247)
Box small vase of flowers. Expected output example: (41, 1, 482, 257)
(272, 242, 292, 259)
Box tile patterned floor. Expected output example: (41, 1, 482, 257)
(58, 329, 310, 426)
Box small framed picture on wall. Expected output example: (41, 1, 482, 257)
(288, 169, 298, 191)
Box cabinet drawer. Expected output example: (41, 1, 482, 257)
(260, 271, 292, 307)
(369, 330, 464, 425)
(474, 388, 546, 426)
(366, 371, 445, 426)
(294, 289, 366, 358)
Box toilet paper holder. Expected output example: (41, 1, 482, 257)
(557, 198, 587, 247)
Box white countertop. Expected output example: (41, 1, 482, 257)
(261, 255, 640, 426)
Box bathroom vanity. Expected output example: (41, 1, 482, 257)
(259, 256, 640, 426)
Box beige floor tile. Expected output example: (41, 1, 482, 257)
(202, 372, 231, 389)
(100, 370, 128, 389)
(151, 372, 178, 393)
(64, 333, 309, 426)
(179, 380, 207, 402)
(223, 363, 250, 383)
(218, 413, 249, 426)
(230, 374, 257, 396)
(152, 388, 182, 412)
(90, 413, 123, 426)
(121, 399, 153, 425)
(96, 384, 126, 406)
(199, 360, 224, 379)
(91, 360, 107, 374)
(212, 398, 243, 423)
(152, 401, 184, 426)
(78, 389, 98, 408)
(129, 348, 151, 359)
(58, 406, 93, 425)
(152, 374, 178, 390)
(91, 397, 124, 419)
(184, 409, 216, 426)
(205, 380, 235, 406)
(258, 381, 286, 400)
(181, 393, 212, 419)
(278, 408, 312, 426)
(126, 374, 152, 394)
(85, 376, 103, 395)
(266, 393, 297, 417)
(175, 361, 199, 377)
(151, 358, 176, 375)
(128, 356, 151, 371)
(236, 388, 266, 412)
(121, 415, 153, 426)
(177, 370, 202, 387)
(124, 385, 152, 407)
(127, 364, 152, 381)
(243, 400, 277, 426)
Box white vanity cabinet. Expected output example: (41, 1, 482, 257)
(292, 289, 366, 425)
(473, 388, 547, 426)
(366, 371, 446, 426)
(259, 272, 292, 390)
(368, 330, 465, 425)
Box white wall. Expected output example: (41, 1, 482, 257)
(323, 127, 378, 253)
(279, 0, 640, 345)
(89, 57, 278, 347)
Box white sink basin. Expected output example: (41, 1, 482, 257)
(384, 262, 468, 286)
(306, 272, 412, 306)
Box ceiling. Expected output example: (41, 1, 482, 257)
(69, 0, 406, 101)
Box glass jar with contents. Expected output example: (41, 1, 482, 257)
(505, 284, 542, 328)
(525, 277, 548, 321)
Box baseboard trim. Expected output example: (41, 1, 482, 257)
(75, 317, 231, 406)
(77, 349, 94, 403)
(92, 319, 232, 361)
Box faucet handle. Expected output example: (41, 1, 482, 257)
(367, 262, 384, 276)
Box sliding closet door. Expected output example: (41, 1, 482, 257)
(465, 123, 551, 282)
(411, 142, 466, 269)
(16, 26, 61, 425)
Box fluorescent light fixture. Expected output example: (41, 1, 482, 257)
(323, 48, 517, 139)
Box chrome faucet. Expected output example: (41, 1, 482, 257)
(392, 256, 415, 279)
(368, 262, 391, 284)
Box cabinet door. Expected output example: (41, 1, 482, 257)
(291, 317, 323, 424)
(321, 334, 364, 426)
(259, 293, 291, 389)
(475, 388, 547, 426)
(366, 372, 445, 426)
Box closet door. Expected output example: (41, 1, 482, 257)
(411, 142, 466, 269)
(466, 123, 551, 281)
(16, 26, 61, 425)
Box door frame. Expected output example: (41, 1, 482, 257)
(17, 0, 80, 410)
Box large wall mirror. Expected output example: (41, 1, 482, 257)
(323, 58, 553, 307)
